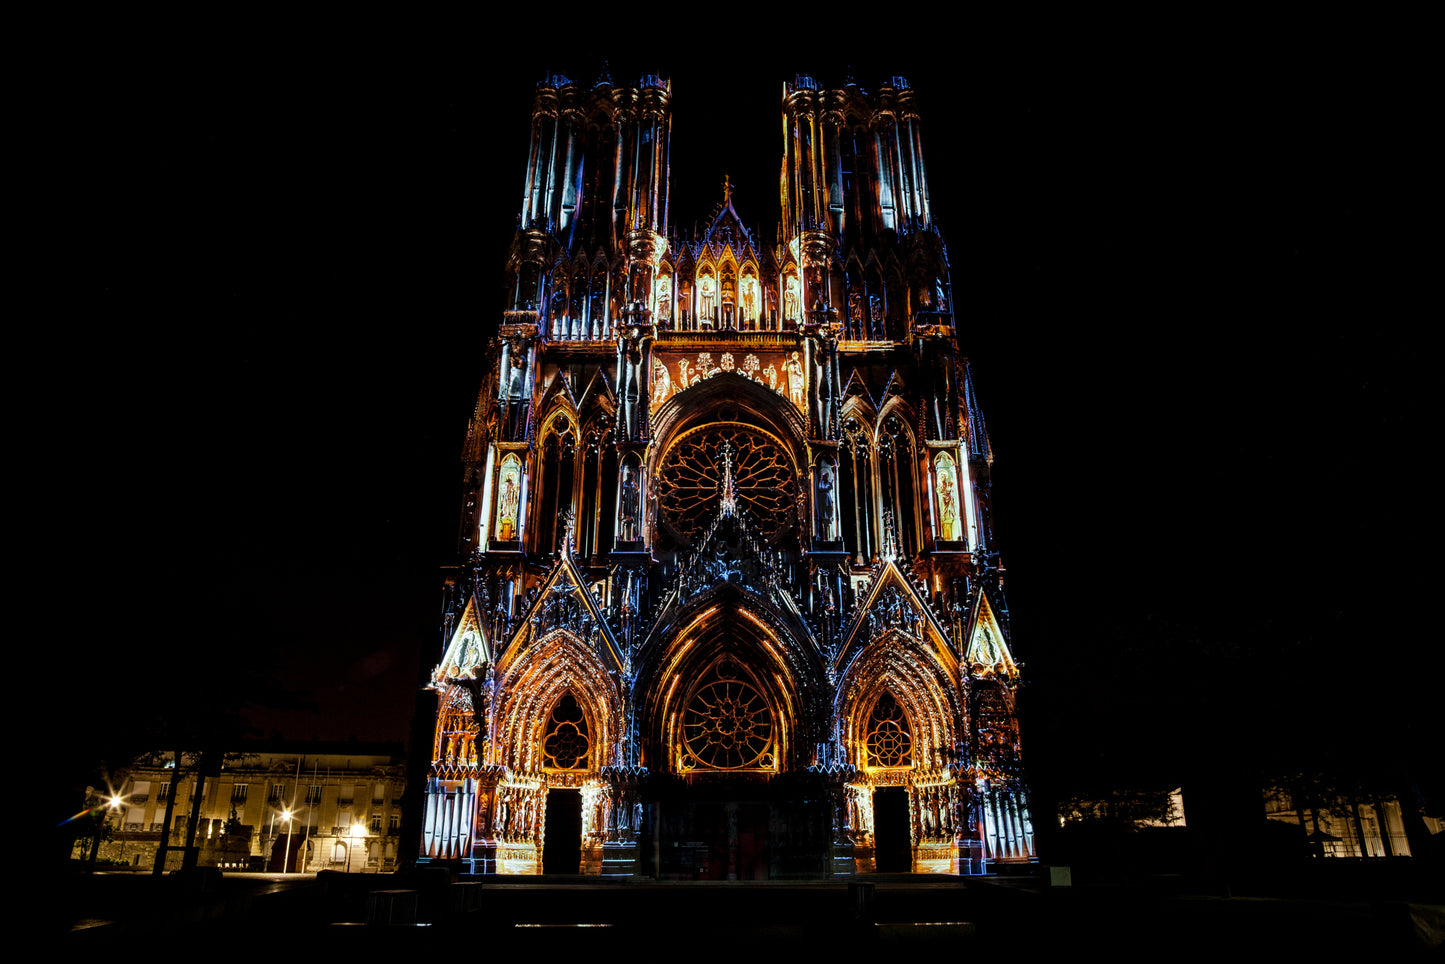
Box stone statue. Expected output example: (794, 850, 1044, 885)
(817, 465, 835, 539)
(620, 466, 640, 541)
(785, 351, 805, 409)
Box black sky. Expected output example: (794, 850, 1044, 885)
(68, 34, 1430, 797)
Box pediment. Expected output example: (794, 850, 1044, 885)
(835, 560, 957, 679)
(432, 592, 492, 684)
(964, 590, 1017, 678)
(500, 554, 624, 675)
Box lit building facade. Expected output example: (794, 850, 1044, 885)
(422, 72, 1034, 878)
(95, 745, 406, 873)
(1263, 790, 1435, 858)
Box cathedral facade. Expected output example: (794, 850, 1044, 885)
(421, 72, 1034, 878)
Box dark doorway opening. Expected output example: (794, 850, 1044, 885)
(873, 787, 911, 872)
(542, 788, 582, 874)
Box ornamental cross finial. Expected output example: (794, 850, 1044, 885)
(719, 441, 738, 518)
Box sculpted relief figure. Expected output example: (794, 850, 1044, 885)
(785, 351, 805, 409)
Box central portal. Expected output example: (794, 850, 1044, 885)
(646, 774, 831, 880)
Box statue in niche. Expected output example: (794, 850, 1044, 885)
(936, 454, 962, 542)
(495, 458, 521, 541)
(785, 351, 805, 409)
(741, 279, 757, 324)
(869, 294, 882, 337)
(699, 276, 715, 321)
(549, 287, 566, 334)
(619, 466, 640, 541)
(817, 465, 835, 539)
(784, 277, 799, 321)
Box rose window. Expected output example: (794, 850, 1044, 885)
(866, 692, 912, 767)
(657, 423, 796, 545)
(682, 662, 774, 770)
(542, 693, 590, 770)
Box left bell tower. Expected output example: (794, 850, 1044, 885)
(425, 71, 672, 874)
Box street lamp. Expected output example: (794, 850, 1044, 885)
(346, 823, 367, 873)
(280, 808, 294, 875)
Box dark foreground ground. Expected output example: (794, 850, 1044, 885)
(55, 867, 1444, 958)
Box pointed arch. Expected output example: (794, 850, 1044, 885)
(839, 628, 961, 774)
(493, 628, 622, 775)
(839, 400, 877, 564)
(532, 409, 579, 555)
(576, 393, 617, 562)
(877, 398, 921, 558)
(637, 592, 819, 775)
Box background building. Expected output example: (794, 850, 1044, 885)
(94, 744, 405, 873)
(420, 71, 1035, 879)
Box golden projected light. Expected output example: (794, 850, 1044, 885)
(866, 693, 913, 768)
(657, 423, 796, 545)
(681, 660, 775, 770)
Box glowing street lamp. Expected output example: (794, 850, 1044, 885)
(346, 823, 367, 873)
(280, 808, 294, 875)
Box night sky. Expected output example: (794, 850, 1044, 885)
(67, 35, 1430, 804)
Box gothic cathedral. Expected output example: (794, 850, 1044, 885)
(422, 72, 1034, 878)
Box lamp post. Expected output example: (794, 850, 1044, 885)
(280, 808, 294, 875)
(106, 795, 123, 866)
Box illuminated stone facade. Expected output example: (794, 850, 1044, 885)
(422, 72, 1034, 877)
(93, 746, 405, 873)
